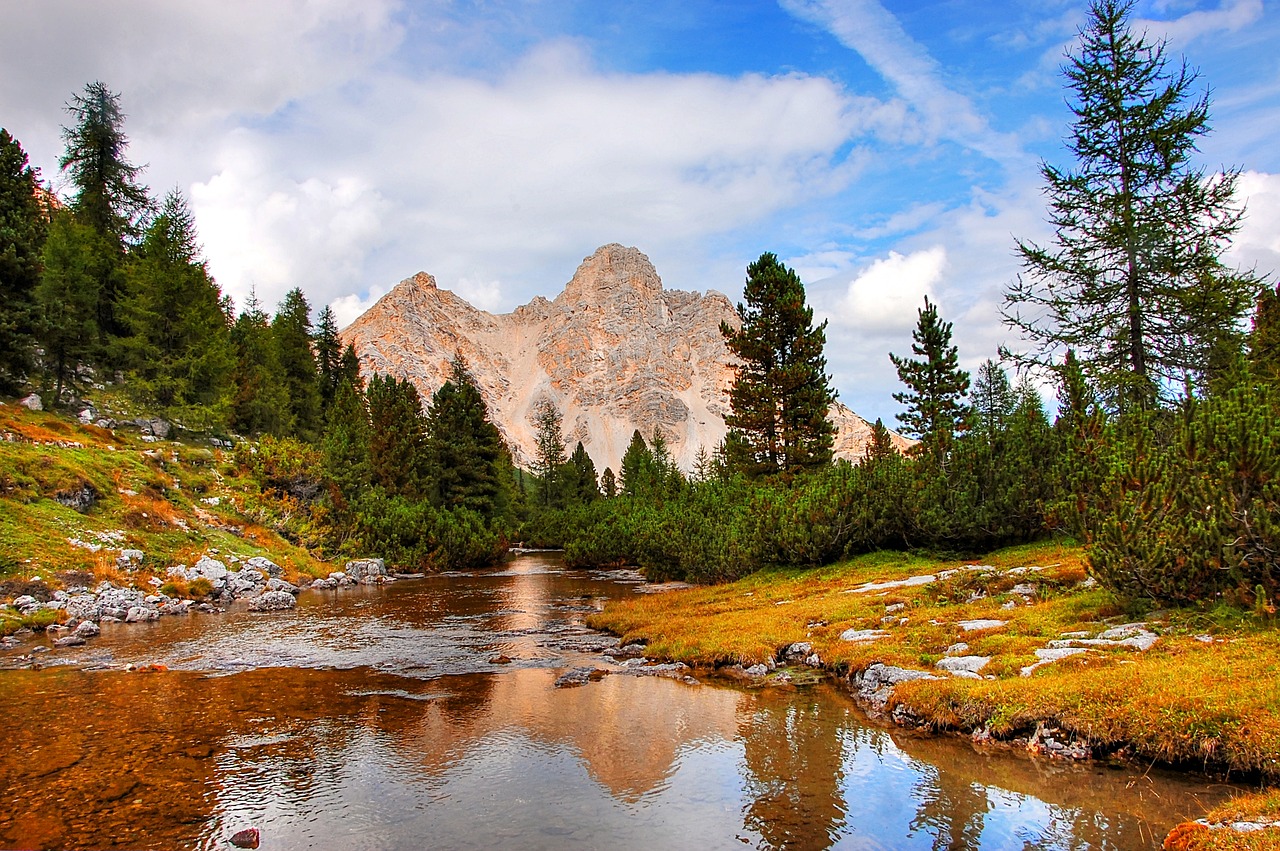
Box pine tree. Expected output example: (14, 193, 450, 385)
(863, 418, 897, 464)
(1002, 0, 1254, 411)
(721, 252, 835, 478)
(272, 288, 323, 440)
(339, 342, 362, 389)
(59, 82, 150, 347)
(890, 296, 970, 463)
(532, 399, 566, 508)
(118, 190, 233, 426)
(322, 377, 372, 512)
(969, 359, 1016, 443)
(0, 129, 47, 392)
(314, 305, 342, 415)
(424, 355, 512, 520)
(35, 211, 102, 404)
(561, 441, 600, 503)
(366, 373, 429, 500)
(230, 293, 293, 435)
(620, 429, 655, 498)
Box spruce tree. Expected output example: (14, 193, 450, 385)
(366, 374, 429, 500)
(424, 355, 511, 520)
(118, 190, 233, 426)
(890, 296, 970, 463)
(272, 288, 323, 440)
(314, 305, 342, 414)
(1002, 0, 1254, 410)
(230, 293, 293, 435)
(562, 441, 600, 503)
(620, 429, 654, 498)
(532, 399, 566, 508)
(59, 82, 149, 347)
(0, 129, 46, 392)
(323, 377, 372, 513)
(969, 360, 1016, 443)
(721, 252, 835, 478)
(339, 342, 362, 388)
(599, 467, 618, 498)
(35, 211, 102, 404)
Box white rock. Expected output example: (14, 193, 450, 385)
(958, 619, 1007, 632)
(1021, 647, 1086, 677)
(840, 628, 888, 642)
(936, 655, 991, 676)
(18, 393, 41, 411)
(249, 591, 297, 612)
(192, 556, 229, 582)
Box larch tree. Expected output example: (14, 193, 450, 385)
(1002, 0, 1254, 411)
(720, 252, 834, 478)
(890, 296, 970, 464)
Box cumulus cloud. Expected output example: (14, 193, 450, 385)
(830, 247, 946, 335)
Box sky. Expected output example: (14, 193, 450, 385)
(3, 0, 1279, 423)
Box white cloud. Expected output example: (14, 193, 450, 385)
(332, 286, 390, 329)
(830, 247, 946, 335)
(1229, 170, 1280, 278)
(1142, 0, 1263, 44)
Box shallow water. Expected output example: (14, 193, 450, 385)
(0, 554, 1237, 850)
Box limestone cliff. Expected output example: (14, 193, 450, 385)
(341, 244, 909, 471)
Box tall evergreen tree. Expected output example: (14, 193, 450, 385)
(339, 342, 362, 389)
(1002, 0, 1254, 411)
(1249, 284, 1280, 385)
(559, 441, 600, 504)
(863, 418, 897, 464)
(34, 211, 102, 404)
(322, 376, 373, 514)
(230, 293, 293, 435)
(532, 399, 566, 508)
(599, 467, 618, 498)
(969, 359, 1016, 443)
(59, 82, 149, 347)
(272, 288, 323, 440)
(314, 305, 342, 414)
(620, 429, 655, 498)
(0, 129, 47, 392)
(366, 373, 429, 500)
(425, 355, 512, 520)
(118, 190, 233, 426)
(721, 252, 835, 478)
(890, 296, 971, 463)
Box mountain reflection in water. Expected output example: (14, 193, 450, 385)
(0, 554, 1234, 850)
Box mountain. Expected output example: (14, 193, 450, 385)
(340, 244, 910, 471)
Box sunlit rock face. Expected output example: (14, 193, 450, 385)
(341, 243, 908, 472)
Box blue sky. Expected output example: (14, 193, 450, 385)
(3, 0, 1278, 423)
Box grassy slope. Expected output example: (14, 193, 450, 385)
(0, 404, 330, 593)
(589, 540, 1280, 850)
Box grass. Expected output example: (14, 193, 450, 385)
(0, 404, 332, 592)
(588, 538, 1280, 850)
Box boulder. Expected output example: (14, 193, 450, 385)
(853, 663, 941, 711)
(781, 641, 813, 662)
(191, 556, 229, 582)
(53, 635, 86, 647)
(54, 483, 98, 513)
(124, 606, 159, 623)
(78, 407, 96, 425)
(74, 621, 101, 638)
(345, 558, 387, 584)
(18, 393, 41, 411)
(935, 655, 991, 679)
(244, 556, 282, 578)
(248, 591, 297, 612)
(266, 578, 299, 595)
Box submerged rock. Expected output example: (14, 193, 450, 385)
(248, 591, 297, 612)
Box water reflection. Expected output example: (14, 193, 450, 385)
(0, 555, 1236, 850)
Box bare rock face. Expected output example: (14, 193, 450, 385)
(341, 244, 908, 471)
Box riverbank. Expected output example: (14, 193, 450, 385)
(587, 541, 1280, 849)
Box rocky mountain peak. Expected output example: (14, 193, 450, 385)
(341, 244, 909, 472)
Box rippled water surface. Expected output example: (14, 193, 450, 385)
(0, 554, 1236, 850)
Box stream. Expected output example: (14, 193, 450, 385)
(0, 553, 1238, 850)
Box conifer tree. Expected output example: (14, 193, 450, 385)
(864, 418, 897, 463)
(59, 82, 149, 348)
(969, 360, 1016, 443)
(1002, 0, 1254, 410)
(1249, 284, 1280, 385)
(35, 211, 102, 403)
(599, 467, 617, 498)
(314, 305, 342, 414)
(272, 288, 323, 440)
(323, 377, 372, 511)
(425, 355, 511, 520)
(890, 296, 970, 463)
(230, 293, 293, 435)
(366, 373, 429, 500)
(532, 399, 566, 508)
(118, 190, 233, 426)
(339, 342, 362, 388)
(0, 129, 47, 392)
(620, 429, 655, 498)
(721, 252, 835, 478)
(560, 441, 600, 503)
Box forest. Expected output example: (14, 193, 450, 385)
(0, 0, 1275, 613)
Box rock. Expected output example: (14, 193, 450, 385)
(853, 663, 941, 711)
(115, 549, 145, 571)
(1009, 583, 1037, 597)
(78, 407, 96, 425)
(125, 606, 158, 623)
(54, 483, 98, 512)
(244, 556, 282, 578)
(12, 595, 38, 611)
(555, 667, 608, 687)
(167, 565, 190, 580)
(958, 619, 1007, 632)
(309, 578, 336, 590)
(944, 642, 970, 656)
(1047, 623, 1159, 652)
(885, 602, 905, 613)
(248, 591, 297, 612)
(53, 635, 86, 647)
(95, 418, 117, 429)
(848, 574, 936, 594)
(781, 641, 812, 662)
(839, 628, 887, 642)
(131, 417, 171, 439)
(935, 655, 991, 678)
(191, 556, 229, 582)
(74, 621, 101, 638)
(18, 393, 41, 411)
(225, 571, 264, 597)
(1021, 647, 1087, 677)
(489, 655, 513, 664)
(230, 828, 260, 849)
(744, 664, 769, 677)
(345, 558, 387, 584)
(266, 578, 299, 595)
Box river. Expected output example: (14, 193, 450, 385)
(0, 553, 1238, 850)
